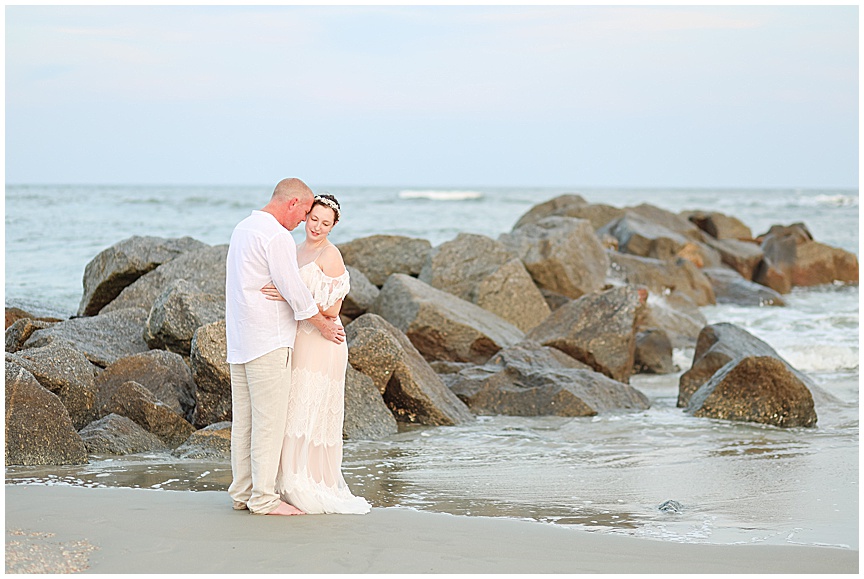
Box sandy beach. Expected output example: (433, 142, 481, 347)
(5, 484, 857, 574)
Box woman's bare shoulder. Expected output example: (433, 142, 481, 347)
(317, 244, 346, 277)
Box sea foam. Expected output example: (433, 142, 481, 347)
(398, 190, 484, 200)
(800, 194, 858, 207)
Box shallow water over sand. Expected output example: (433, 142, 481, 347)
(7, 367, 857, 549)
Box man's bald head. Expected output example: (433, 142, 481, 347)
(263, 178, 315, 231)
(272, 178, 313, 204)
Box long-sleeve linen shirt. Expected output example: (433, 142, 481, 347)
(225, 210, 319, 364)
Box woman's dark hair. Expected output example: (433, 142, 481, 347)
(313, 193, 341, 224)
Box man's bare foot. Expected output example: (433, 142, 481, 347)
(267, 501, 305, 516)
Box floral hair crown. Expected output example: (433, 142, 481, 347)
(314, 196, 341, 220)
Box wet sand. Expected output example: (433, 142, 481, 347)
(5, 484, 858, 574)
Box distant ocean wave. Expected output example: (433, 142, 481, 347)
(398, 190, 484, 201)
(800, 194, 859, 207)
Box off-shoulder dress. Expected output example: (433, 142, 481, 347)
(275, 258, 371, 514)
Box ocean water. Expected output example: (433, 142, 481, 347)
(4, 185, 859, 549)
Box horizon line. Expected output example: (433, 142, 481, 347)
(5, 182, 860, 192)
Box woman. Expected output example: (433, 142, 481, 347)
(261, 194, 371, 515)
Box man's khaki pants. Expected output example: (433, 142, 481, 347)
(228, 347, 292, 514)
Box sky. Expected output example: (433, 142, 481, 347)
(4, 4, 859, 188)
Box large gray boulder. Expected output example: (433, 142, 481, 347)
(448, 342, 650, 416)
(488, 341, 593, 372)
(79, 413, 168, 455)
(790, 240, 859, 287)
(345, 313, 474, 426)
(753, 225, 802, 294)
(144, 279, 225, 355)
(512, 194, 588, 228)
(5, 358, 88, 466)
(512, 194, 627, 231)
(100, 380, 195, 448)
(678, 322, 818, 408)
(500, 216, 608, 300)
(703, 268, 785, 307)
(436, 340, 591, 390)
(78, 236, 208, 317)
(682, 210, 753, 240)
(172, 422, 231, 459)
(338, 235, 432, 286)
(21, 307, 150, 368)
(101, 244, 228, 314)
(343, 365, 399, 440)
(701, 237, 765, 280)
(10, 341, 98, 429)
(752, 223, 859, 290)
(370, 273, 524, 364)
(626, 204, 707, 242)
(190, 319, 231, 428)
(419, 233, 550, 332)
(526, 286, 645, 383)
(607, 251, 715, 307)
(341, 266, 380, 319)
(95, 349, 197, 421)
(598, 213, 691, 261)
(622, 203, 722, 268)
(345, 316, 403, 394)
(686, 356, 817, 428)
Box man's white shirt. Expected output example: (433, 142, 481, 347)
(225, 210, 318, 364)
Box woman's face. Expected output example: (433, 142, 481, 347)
(305, 203, 337, 241)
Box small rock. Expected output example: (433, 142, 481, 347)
(658, 499, 684, 513)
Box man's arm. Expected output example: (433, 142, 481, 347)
(265, 233, 345, 344)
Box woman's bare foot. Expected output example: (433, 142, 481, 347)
(267, 501, 305, 516)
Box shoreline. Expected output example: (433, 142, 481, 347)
(5, 485, 858, 574)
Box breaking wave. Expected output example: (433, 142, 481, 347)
(398, 190, 484, 201)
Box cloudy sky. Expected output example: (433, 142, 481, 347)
(5, 4, 859, 188)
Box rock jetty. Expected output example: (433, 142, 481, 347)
(6, 194, 857, 465)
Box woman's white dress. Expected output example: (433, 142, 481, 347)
(275, 260, 371, 514)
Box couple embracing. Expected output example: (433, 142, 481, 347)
(225, 178, 370, 516)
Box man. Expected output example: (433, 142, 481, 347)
(225, 177, 345, 516)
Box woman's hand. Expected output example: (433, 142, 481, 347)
(260, 282, 286, 301)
